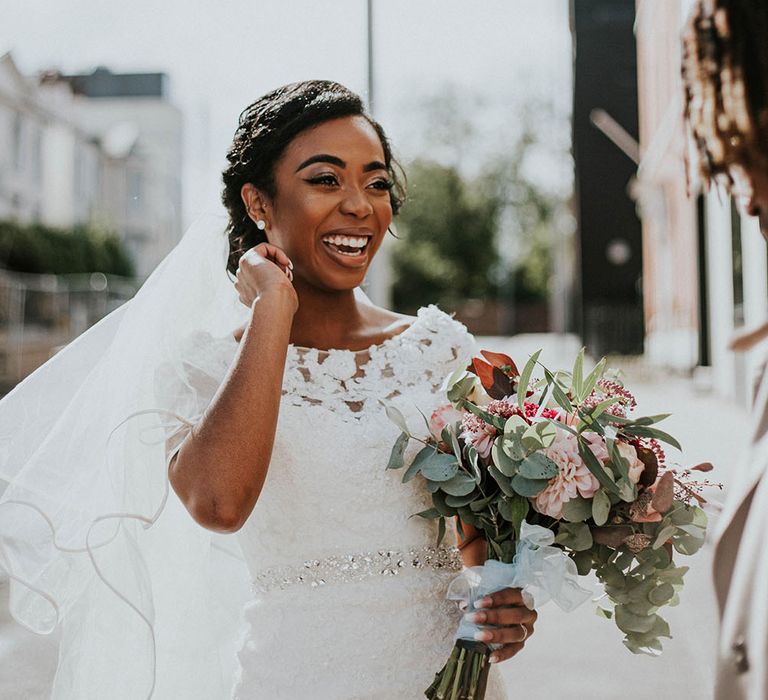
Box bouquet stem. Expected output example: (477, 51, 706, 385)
(425, 639, 491, 699)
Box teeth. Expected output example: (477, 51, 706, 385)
(321, 235, 369, 249)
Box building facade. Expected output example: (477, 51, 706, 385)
(0, 54, 183, 279)
(635, 0, 766, 405)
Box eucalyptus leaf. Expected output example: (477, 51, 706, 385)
(469, 491, 496, 512)
(420, 452, 460, 482)
(672, 532, 705, 555)
(445, 491, 477, 507)
(521, 423, 545, 451)
(582, 357, 606, 400)
(491, 439, 520, 477)
(544, 417, 578, 436)
(572, 550, 593, 576)
(592, 489, 611, 526)
(504, 415, 529, 436)
(435, 517, 447, 548)
(410, 507, 440, 520)
(578, 439, 619, 494)
(621, 426, 682, 451)
(518, 452, 558, 480)
(648, 582, 675, 607)
(386, 432, 410, 471)
(466, 445, 482, 482)
(497, 494, 530, 533)
(517, 350, 541, 410)
(488, 465, 517, 497)
(501, 435, 527, 462)
(402, 446, 435, 483)
(572, 347, 585, 400)
(447, 375, 476, 405)
(535, 419, 557, 447)
(544, 369, 573, 412)
(382, 402, 410, 434)
(615, 606, 656, 634)
(652, 525, 676, 550)
(430, 490, 455, 517)
(510, 473, 550, 497)
(562, 496, 592, 522)
(554, 521, 593, 551)
(440, 472, 477, 497)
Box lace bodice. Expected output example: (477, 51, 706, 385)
(159, 305, 475, 568)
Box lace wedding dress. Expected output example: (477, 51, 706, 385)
(162, 305, 508, 700)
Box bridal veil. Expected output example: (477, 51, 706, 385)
(0, 215, 253, 699)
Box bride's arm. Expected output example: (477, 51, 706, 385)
(170, 245, 297, 534)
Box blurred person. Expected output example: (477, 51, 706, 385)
(0, 81, 533, 698)
(683, 2, 768, 698)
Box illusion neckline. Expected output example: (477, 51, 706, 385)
(227, 309, 423, 357)
(287, 313, 421, 357)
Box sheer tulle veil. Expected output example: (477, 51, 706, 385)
(0, 215, 255, 698)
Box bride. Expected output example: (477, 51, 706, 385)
(0, 80, 534, 699)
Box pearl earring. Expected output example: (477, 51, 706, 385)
(256, 220, 266, 231)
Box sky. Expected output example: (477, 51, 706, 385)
(2, 0, 573, 228)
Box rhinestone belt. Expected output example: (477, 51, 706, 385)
(251, 544, 464, 594)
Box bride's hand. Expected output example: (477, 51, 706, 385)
(466, 587, 537, 664)
(235, 242, 297, 311)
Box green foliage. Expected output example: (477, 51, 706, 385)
(391, 160, 502, 312)
(0, 220, 134, 277)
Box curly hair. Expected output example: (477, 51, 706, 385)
(222, 80, 406, 275)
(682, 0, 768, 188)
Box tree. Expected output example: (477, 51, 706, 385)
(0, 220, 135, 277)
(391, 160, 502, 313)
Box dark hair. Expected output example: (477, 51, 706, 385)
(682, 0, 768, 187)
(222, 80, 406, 274)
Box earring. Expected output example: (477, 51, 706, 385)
(256, 220, 266, 231)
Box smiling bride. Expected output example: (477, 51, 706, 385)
(0, 80, 534, 699)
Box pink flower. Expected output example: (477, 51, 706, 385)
(616, 441, 646, 484)
(460, 414, 496, 459)
(429, 404, 463, 436)
(584, 433, 645, 484)
(533, 431, 600, 519)
(583, 431, 609, 463)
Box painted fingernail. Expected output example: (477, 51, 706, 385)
(288, 260, 294, 269)
(475, 597, 492, 608)
(489, 655, 499, 664)
(465, 612, 484, 624)
(474, 631, 492, 642)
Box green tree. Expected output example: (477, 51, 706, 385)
(0, 220, 134, 277)
(391, 160, 502, 313)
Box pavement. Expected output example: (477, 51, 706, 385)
(0, 334, 749, 699)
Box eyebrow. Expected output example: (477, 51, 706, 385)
(295, 154, 388, 173)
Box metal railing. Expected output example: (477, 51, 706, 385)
(0, 269, 137, 392)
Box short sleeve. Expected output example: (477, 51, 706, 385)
(153, 330, 238, 464)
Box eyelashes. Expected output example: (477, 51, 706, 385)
(304, 174, 394, 191)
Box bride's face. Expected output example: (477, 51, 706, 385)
(263, 115, 394, 291)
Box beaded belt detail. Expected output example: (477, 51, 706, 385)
(251, 544, 464, 594)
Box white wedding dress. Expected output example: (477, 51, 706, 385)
(160, 305, 508, 700)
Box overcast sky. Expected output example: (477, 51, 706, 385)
(2, 0, 572, 227)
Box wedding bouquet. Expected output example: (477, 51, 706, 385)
(384, 349, 717, 700)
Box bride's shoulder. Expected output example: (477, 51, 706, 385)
(413, 304, 469, 335)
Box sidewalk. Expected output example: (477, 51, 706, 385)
(0, 336, 749, 699)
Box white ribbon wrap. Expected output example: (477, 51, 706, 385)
(447, 521, 593, 641)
